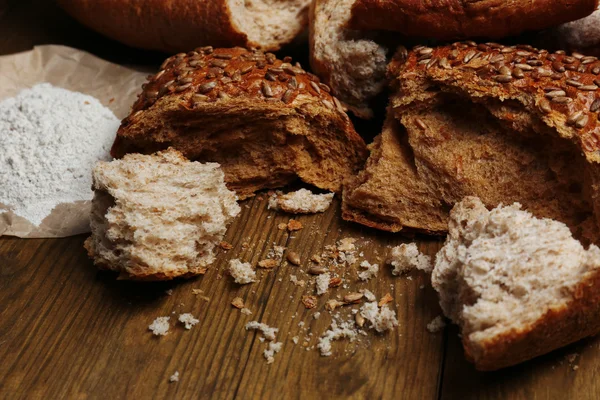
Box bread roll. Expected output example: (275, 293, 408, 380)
(112, 47, 368, 199)
(347, 0, 599, 40)
(433, 197, 600, 370)
(344, 42, 600, 243)
(85, 149, 240, 281)
(58, 0, 311, 53)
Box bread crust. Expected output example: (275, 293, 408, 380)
(348, 0, 599, 40)
(465, 268, 600, 370)
(58, 0, 309, 53)
(112, 47, 368, 198)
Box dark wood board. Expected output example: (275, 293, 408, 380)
(0, 1, 598, 399)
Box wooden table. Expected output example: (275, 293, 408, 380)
(1, 1, 600, 399)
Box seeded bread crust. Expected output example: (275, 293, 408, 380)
(343, 42, 600, 239)
(112, 47, 368, 199)
(57, 0, 310, 53)
(347, 0, 599, 40)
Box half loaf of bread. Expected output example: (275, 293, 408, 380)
(58, 0, 311, 53)
(344, 42, 600, 243)
(432, 197, 600, 371)
(85, 148, 240, 281)
(112, 47, 368, 199)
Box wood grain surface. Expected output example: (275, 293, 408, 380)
(1, 1, 599, 399)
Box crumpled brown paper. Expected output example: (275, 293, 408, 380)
(0, 45, 149, 238)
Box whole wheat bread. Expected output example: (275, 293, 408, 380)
(344, 43, 600, 243)
(112, 47, 368, 199)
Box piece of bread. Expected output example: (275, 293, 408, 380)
(84, 148, 240, 281)
(112, 47, 368, 199)
(432, 197, 600, 371)
(344, 42, 600, 243)
(309, 0, 389, 118)
(57, 0, 311, 53)
(268, 189, 334, 214)
(547, 7, 600, 56)
(347, 0, 599, 41)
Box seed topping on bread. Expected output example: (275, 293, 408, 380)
(128, 47, 346, 122)
(391, 42, 600, 157)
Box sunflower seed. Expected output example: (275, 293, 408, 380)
(581, 56, 597, 64)
(501, 47, 515, 53)
(175, 83, 191, 92)
(231, 71, 242, 82)
(536, 68, 552, 77)
(308, 266, 327, 275)
(322, 99, 334, 109)
(198, 81, 217, 94)
(200, 46, 213, 54)
(547, 54, 557, 61)
(448, 49, 459, 60)
(578, 64, 587, 73)
(282, 89, 295, 104)
(516, 51, 531, 57)
(265, 72, 277, 81)
(552, 61, 566, 72)
(333, 97, 344, 112)
(595, 79, 600, 87)
(514, 63, 533, 71)
(551, 73, 563, 80)
(265, 53, 277, 65)
(154, 70, 166, 80)
(210, 59, 228, 68)
(310, 81, 321, 94)
(580, 85, 598, 91)
(418, 47, 433, 56)
(498, 66, 511, 76)
(192, 94, 208, 103)
(465, 40, 477, 47)
(590, 99, 600, 113)
(426, 57, 439, 69)
(565, 64, 578, 71)
(286, 251, 301, 266)
(527, 59, 543, 66)
(463, 50, 477, 63)
(418, 54, 432, 62)
(343, 293, 364, 303)
(552, 96, 573, 104)
(593, 66, 600, 75)
(217, 91, 229, 100)
(189, 60, 204, 68)
(563, 56, 576, 64)
(477, 43, 489, 51)
(261, 81, 273, 97)
(494, 75, 512, 83)
(415, 118, 428, 130)
(288, 77, 298, 89)
(545, 90, 567, 98)
(572, 52, 585, 60)
(439, 57, 451, 69)
(490, 54, 505, 63)
(539, 99, 552, 113)
(566, 79, 583, 87)
(256, 60, 266, 69)
(355, 313, 365, 327)
(512, 67, 525, 79)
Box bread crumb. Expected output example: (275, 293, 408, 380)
(169, 371, 179, 383)
(149, 316, 170, 336)
(278, 223, 287, 230)
(427, 316, 446, 333)
(292, 336, 299, 344)
(378, 293, 393, 307)
(337, 238, 356, 252)
(192, 289, 204, 295)
(313, 312, 321, 320)
(316, 272, 331, 295)
(358, 260, 379, 281)
(232, 297, 245, 309)
(268, 189, 334, 214)
(165, 289, 173, 296)
(241, 308, 253, 315)
(229, 259, 256, 284)
(245, 321, 278, 341)
(287, 219, 303, 231)
(388, 243, 432, 275)
(317, 320, 358, 356)
(290, 274, 306, 287)
(302, 295, 318, 309)
(264, 341, 283, 364)
(178, 313, 199, 330)
(258, 259, 279, 269)
(219, 241, 233, 250)
(361, 289, 377, 302)
(360, 302, 398, 332)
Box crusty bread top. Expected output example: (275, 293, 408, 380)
(348, 0, 599, 40)
(389, 42, 600, 164)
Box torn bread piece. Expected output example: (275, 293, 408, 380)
(85, 148, 240, 280)
(388, 243, 432, 275)
(432, 197, 600, 371)
(268, 189, 334, 214)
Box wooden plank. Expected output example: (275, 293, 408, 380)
(439, 325, 600, 400)
(0, 197, 446, 399)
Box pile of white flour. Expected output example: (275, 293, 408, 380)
(0, 83, 119, 226)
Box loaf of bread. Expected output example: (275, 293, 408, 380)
(433, 197, 600, 370)
(309, 0, 388, 118)
(347, 0, 599, 41)
(85, 148, 240, 281)
(112, 47, 368, 199)
(58, 0, 311, 53)
(344, 42, 600, 243)
(548, 7, 600, 56)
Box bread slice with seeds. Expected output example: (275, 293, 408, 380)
(112, 47, 368, 199)
(309, 0, 389, 118)
(58, 0, 311, 53)
(344, 42, 600, 243)
(85, 148, 240, 281)
(432, 197, 600, 371)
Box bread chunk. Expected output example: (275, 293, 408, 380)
(432, 197, 600, 370)
(58, 0, 311, 53)
(85, 148, 240, 280)
(309, 0, 388, 118)
(344, 43, 600, 242)
(112, 47, 368, 199)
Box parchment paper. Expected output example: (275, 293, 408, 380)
(0, 45, 150, 238)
